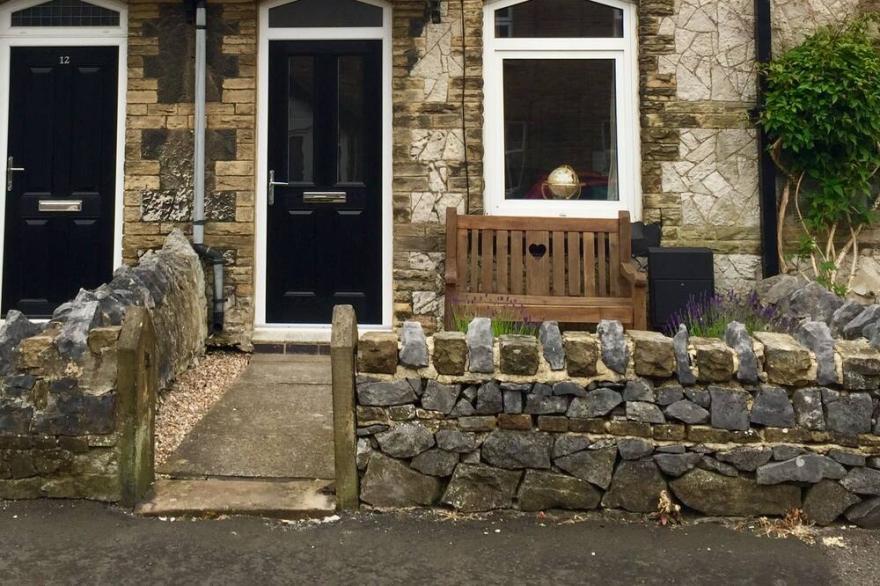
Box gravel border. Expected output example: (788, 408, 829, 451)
(155, 350, 250, 466)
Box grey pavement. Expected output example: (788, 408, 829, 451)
(1, 499, 879, 585)
(160, 353, 334, 480)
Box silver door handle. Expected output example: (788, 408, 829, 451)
(6, 157, 24, 192)
(268, 170, 287, 206)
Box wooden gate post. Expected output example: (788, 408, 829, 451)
(330, 304, 359, 511)
(117, 307, 158, 508)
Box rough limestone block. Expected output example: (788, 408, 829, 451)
(517, 470, 601, 512)
(597, 320, 629, 374)
(562, 332, 598, 377)
(831, 301, 864, 337)
(842, 304, 880, 339)
(499, 335, 539, 376)
(749, 386, 796, 428)
(708, 386, 750, 431)
(538, 321, 565, 370)
(792, 388, 825, 430)
(692, 337, 735, 383)
(822, 388, 873, 436)
(796, 321, 837, 385)
(466, 317, 493, 374)
(628, 330, 675, 378)
(836, 339, 880, 391)
(441, 464, 521, 512)
(673, 324, 696, 385)
(357, 332, 398, 374)
(432, 331, 467, 375)
(725, 322, 759, 384)
(420, 381, 460, 415)
(753, 332, 814, 386)
(360, 453, 442, 508)
(399, 321, 429, 368)
(0, 310, 42, 376)
(756, 454, 846, 485)
(789, 281, 843, 323)
(670, 469, 801, 516)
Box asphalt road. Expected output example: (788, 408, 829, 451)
(0, 500, 878, 585)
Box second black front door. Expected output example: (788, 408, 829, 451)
(3, 46, 119, 318)
(266, 40, 382, 324)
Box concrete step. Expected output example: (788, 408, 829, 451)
(136, 478, 336, 519)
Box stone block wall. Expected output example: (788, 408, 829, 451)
(350, 318, 880, 527)
(0, 231, 206, 502)
(125, 0, 255, 347)
(640, 0, 872, 291)
(391, 0, 484, 332)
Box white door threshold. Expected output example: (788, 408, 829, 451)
(252, 325, 392, 345)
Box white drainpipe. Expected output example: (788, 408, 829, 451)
(191, 0, 225, 333)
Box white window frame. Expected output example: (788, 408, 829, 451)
(0, 0, 128, 319)
(483, 0, 641, 219)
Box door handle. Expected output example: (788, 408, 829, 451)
(267, 169, 287, 206)
(6, 157, 25, 192)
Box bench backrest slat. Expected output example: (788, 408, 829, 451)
(447, 210, 632, 301)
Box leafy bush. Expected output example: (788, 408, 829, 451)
(450, 298, 538, 337)
(761, 17, 880, 293)
(663, 290, 799, 339)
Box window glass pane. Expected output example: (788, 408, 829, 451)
(11, 0, 120, 27)
(338, 56, 365, 184)
(269, 0, 383, 28)
(495, 0, 623, 38)
(287, 56, 315, 183)
(503, 59, 619, 202)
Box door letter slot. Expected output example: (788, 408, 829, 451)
(39, 199, 82, 213)
(303, 192, 347, 204)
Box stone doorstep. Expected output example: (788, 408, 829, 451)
(252, 342, 331, 356)
(136, 479, 336, 519)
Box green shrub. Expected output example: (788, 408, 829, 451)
(761, 17, 880, 293)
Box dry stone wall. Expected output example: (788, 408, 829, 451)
(353, 317, 880, 527)
(0, 231, 206, 502)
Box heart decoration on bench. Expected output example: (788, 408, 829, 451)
(528, 243, 547, 259)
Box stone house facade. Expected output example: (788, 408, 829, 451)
(0, 0, 875, 348)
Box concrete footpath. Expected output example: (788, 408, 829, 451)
(1, 500, 879, 585)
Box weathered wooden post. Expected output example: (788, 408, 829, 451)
(330, 304, 359, 511)
(117, 306, 158, 508)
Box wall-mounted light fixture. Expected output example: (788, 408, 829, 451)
(425, 0, 442, 24)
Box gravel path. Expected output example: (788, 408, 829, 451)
(155, 350, 250, 466)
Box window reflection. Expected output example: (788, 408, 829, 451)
(503, 59, 619, 202)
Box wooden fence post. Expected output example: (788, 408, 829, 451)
(330, 304, 359, 511)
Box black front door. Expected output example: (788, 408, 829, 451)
(267, 40, 382, 324)
(3, 46, 119, 318)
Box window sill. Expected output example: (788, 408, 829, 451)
(488, 198, 636, 220)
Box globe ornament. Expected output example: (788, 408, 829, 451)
(541, 164, 582, 200)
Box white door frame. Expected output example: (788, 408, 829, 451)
(254, 0, 393, 341)
(0, 0, 128, 316)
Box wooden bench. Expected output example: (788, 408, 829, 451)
(444, 208, 647, 330)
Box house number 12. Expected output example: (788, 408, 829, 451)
(59, 56, 70, 64)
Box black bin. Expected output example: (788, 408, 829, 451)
(647, 247, 714, 331)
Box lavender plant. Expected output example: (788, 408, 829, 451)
(450, 296, 539, 337)
(663, 289, 798, 338)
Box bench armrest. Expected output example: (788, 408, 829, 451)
(445, 265, 458, 287)
(621, 262, 646, 287)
